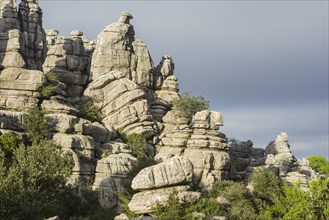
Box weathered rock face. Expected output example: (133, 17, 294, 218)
(93, 153, 137, 209)
(84, 71, 156, 138)
(229, 140, 265, 181)
(90, 12, 153, 88)
(0, 0, 25, 69)
(0, 0, 46, 110)
(131, 157, 193, 190)
(265, 132, 296, 176)
(183, 110, 230, 190)
(43, 29, 93, 103)
(228, 132, 317, 187)
(18, 0, 47, 70)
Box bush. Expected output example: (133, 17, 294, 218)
(208, 180, 258, 220)
(126, 133, 148, 158)
(23, 107, 50, 145)
(0, 133, 22, 163)
(77, 99, 102, 123)
(152, 190, 193, 220)
(307, 156, 329, 175)
(0, 141, 75, 219)
(173, 92, 209, 121)
(40, 72, 60, 98)
(249, 168, 283, 203)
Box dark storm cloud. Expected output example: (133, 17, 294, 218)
(39, 1, 328, 158)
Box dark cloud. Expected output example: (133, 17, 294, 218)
(39, 1, 328, 158)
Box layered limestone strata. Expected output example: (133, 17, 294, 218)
(43, 29, 93, 103)
(84, 71, 156, 138)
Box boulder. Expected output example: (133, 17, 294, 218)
(131, 157, 193, 190)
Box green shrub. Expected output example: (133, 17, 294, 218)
(77, 99, 102, 123)
(118, 194, 139, 218)
(152, 190, 193, 220)
(173, 92, 209, 121)
(40, 72, 60, 98)
(307, 156, 329, 175)
(0, 141, 74, 219)
(249, 168, 283, 203)
(126, 133, 148, 158)
(23, 107, 50, 145)
(208, 180, 258, 220)
(0, 133, 22, 162)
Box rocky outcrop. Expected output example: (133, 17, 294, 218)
(128, 157, 201, 214)
(18, 0, 47, 70)
(131, 157, 193, 190)
(43, 29, 93, 103)
(90, 12, 153, 88)
(265, 132, 296, 176)
(227, 132, 316, 187)
(84, 71, 156, 138)
(0, 0, 45, 111)
(0, 0, 25, 69)
(184, 110, 230, 190)
(93, 153, 137, 208)
(229, 140, 265, 181)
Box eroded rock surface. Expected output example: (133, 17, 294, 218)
(132, 157, 193, 190)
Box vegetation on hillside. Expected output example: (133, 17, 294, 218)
(152, 168, 329, 220)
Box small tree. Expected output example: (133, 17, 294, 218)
(0, 141, 74, 219)
(23, 107, 50, 145)
(126, 133, 148, 158)
(173, 92, 209, 121)
(0, 133, 22, 164)
(39, 72, 60, 98)
(77, 99, 102, 123)
(249, 168, 283, 203)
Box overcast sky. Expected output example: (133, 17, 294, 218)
(38, 0, 328, 159)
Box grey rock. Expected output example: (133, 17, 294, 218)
(131, 157, 193, 190)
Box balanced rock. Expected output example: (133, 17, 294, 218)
(131, 157, 193, 191)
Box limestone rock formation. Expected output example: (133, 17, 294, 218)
(18, 0, 47, 70)
(265, 132, 296, 176)
(131, 157, 193, 190)
(93, 153, 137, 208)
(229, 140, 265, 181)
(0, 0, 25, 69)
(43, 29, 93, 103)
(90, 12, 153, 88)
(0, 0, 45, 111)
(184, 110, 230, 190)
(84, 71, 156, 138)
